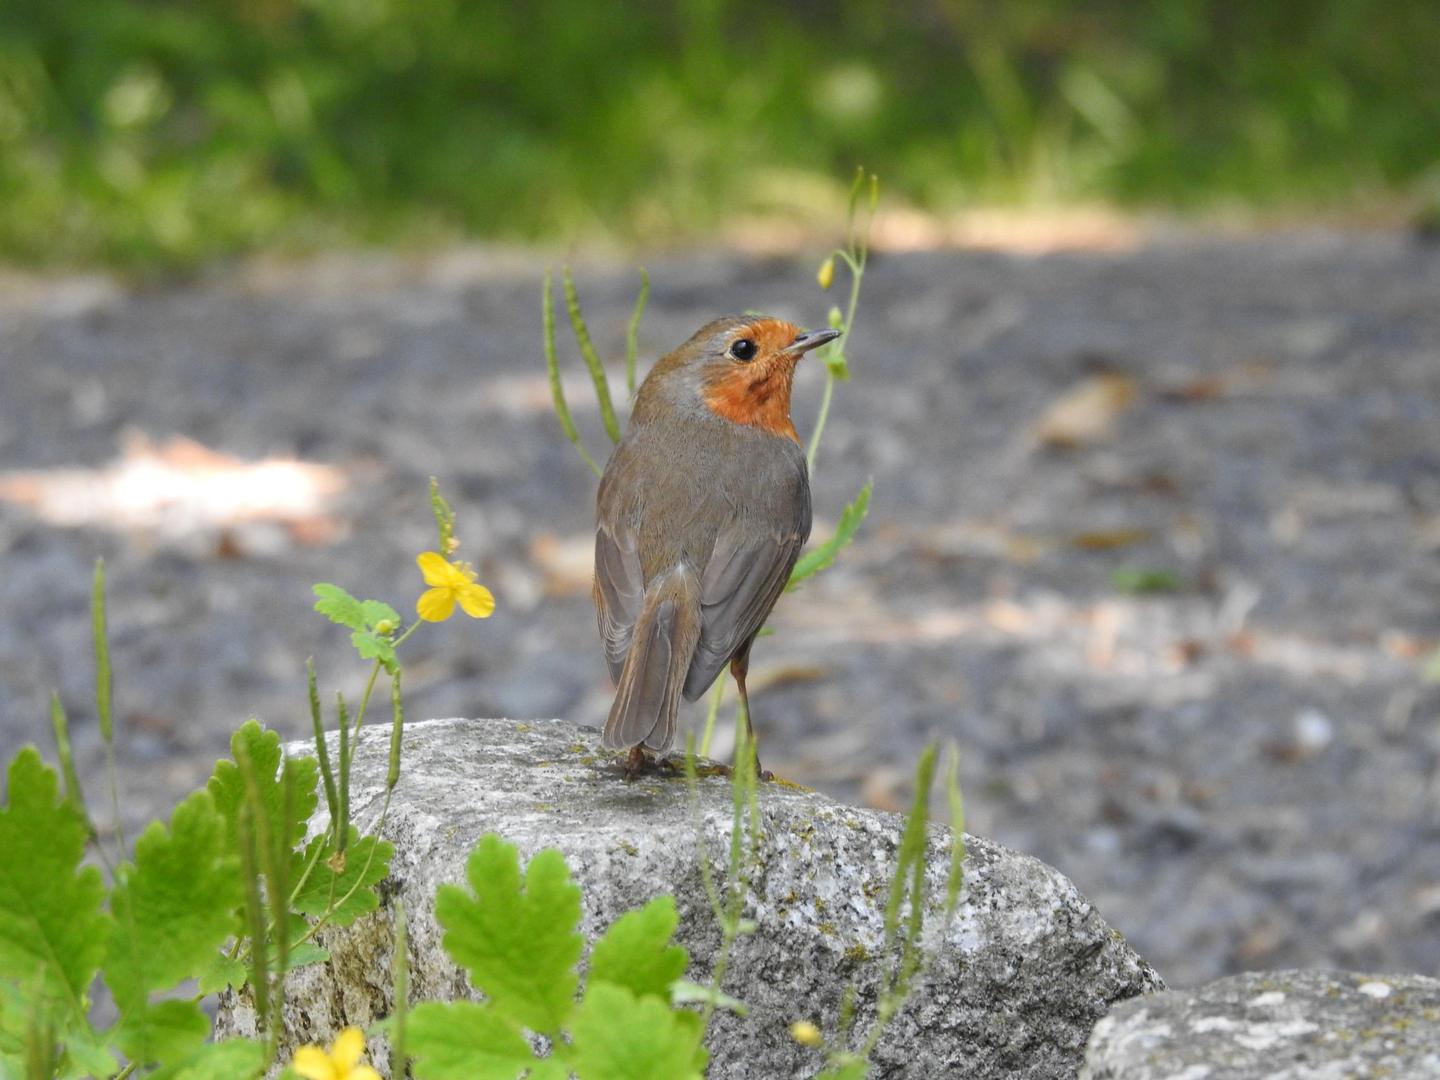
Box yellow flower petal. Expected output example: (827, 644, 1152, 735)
(456, 583, 496, 619)
(351, 1068, 382, 1080)
(332, 1028, 365, 1070)
(417, 587, 456, 622)
(291, 1046, 338, 1080)
(416, 551, 452, 587)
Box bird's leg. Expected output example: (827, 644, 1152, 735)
(623, 745, 650, 782)
(730, 646, 772, 781)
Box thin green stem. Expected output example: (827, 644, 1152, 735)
(625, 267, 650, 396)
(698, 679, 725, 758)
(807, 248, 865, 473)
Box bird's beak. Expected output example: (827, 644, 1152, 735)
(782, 328, 843, 355)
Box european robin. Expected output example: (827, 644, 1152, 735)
(593, 315, 840, 779)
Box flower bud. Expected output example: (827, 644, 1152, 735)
(817, 256, 835, 290)
(789, 1020, 823, 1047)
(827, 306, 844, 330)
(373, 618, 397, 636)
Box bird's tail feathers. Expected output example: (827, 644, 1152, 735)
(602, 567, 701, 752)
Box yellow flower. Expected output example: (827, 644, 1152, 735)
(789, 1020, 823, 1047)
(817, 256, 835, 290)
(416, 551, 495, 622)
(291, 1027, 380, 1080)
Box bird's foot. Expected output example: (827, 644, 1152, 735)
(622, 745, 652, 782)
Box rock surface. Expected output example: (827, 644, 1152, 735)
(218, 716, 1163, 1077)
(1082, 969, 1440, 1079)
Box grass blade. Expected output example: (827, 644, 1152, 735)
(307, 659, 339, 831)
(387, 670, 404, 793)
(390, 898, 409, 1077)
(48, 692, 88, 824)
(91, 560, 112, 742)
(625, 266, 650, 395)
(544, 271, 602, 477)
(562, 267, 622, 444)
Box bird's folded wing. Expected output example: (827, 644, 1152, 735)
(682, 515, 807, 701)
(594, 518, 644, 681)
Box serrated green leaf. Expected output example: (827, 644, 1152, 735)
(207, 721, 319, 863)
(818, 1062, 869, 1080)
(407, 1001, 538, 1080)
(0, 748, 110, 1022)
(312, 584, 367, 631)
(60, 1026, 118, 1079)
(588, 896, 687, 1001)
(282, 942, 329, 971)
(196, 952, 246, 995)
(435, 836, 582, 1036)
(105, 790, 240, 1012)
(289, 828, 393, 927)
(570, 983, 705, 1080)
(350, 630, 398, 674)
(360, 599, 400, 630)
(147, 1038, 266, 1080)
(787, 481, 872, 591)
(113, 1000, 208, 1066)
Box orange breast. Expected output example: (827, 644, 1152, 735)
(703, 365, 799, 441)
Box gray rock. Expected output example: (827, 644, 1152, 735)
(1082, 969, 1440, 1079)
(219, 716, 1163, 1077)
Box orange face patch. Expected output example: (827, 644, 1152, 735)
(701, 319, 805, 441)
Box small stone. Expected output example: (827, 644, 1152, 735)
(1358, 980, 1392, 999)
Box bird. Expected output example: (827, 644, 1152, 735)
(593, 315, 841, 779)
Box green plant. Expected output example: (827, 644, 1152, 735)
(0, 482, 482, 1078)
(400, 835, 702, 1080)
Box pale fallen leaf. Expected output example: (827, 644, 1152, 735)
(1032, 373, 1139, 448)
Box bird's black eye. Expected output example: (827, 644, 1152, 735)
(729, 338, 757, 361)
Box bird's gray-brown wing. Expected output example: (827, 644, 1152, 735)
(681, 472, 811, 701)
(594, 475, 645, 682)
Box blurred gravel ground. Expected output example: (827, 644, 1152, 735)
(2, 232, 1438, 987)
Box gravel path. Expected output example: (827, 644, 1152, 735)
(2, 231, 1438, 987)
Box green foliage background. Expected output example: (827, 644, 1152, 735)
(2, 0, 1437, 267)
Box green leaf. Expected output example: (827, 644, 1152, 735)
(818, 1062, 869, 1080)
(350, 630, 399, 674)
(196, 952, 246, 995)
(60, 1026, 118, 1079)
(435, 836, 583, 1036)
(0, 748, 110, 1022)
(407, 1001, 538, 1080)
(312, 584, 367, 631)
(570, 983, 705, 1080)
(360, 599, 400, 630)
(289, 828, 394, 927)
(113, 999, 208, 1065)
(787, 481, 872, 591)
(147, 1038, 266, 1080)
(104, 790, 240, 1012)
(1111, 567, 1182, 594)
(282, 942, 329, 971)
(588, 896, 687, 1001)
(207, 721, 319, 864)
(822, 349, 851, 381)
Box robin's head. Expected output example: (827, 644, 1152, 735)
(639, 315, 840, 441)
